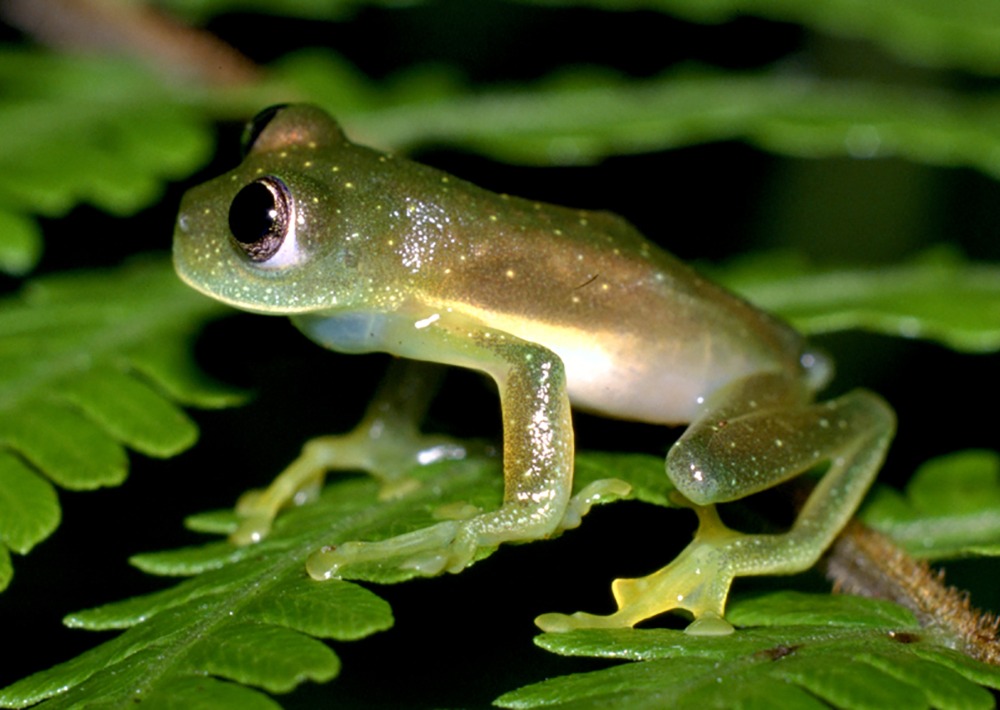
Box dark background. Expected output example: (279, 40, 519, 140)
(1, 2, 998, 707)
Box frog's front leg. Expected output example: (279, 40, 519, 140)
(306, 314, 577, 579)
(537, 371, 895, 635)
(231, 360, 465, 544)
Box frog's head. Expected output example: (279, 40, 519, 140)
(173, 104, 407, 315)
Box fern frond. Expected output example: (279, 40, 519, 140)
(718, 249, 1000, 353)
(4, 447, 994, 707)
(161, 0, 1000, 76)
(0, 48, 214, 274)
(530, 0, 1000, 75)
(498, 592, 1000, 709)
(0, 258, 240, 591)
(329, 60, 1000, 178)
(863, 450, 1000, 559)
(0, 452, 645, 707)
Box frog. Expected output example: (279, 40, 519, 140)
(172, 104, 895, 635)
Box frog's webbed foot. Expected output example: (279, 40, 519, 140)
(230, 429, 468, 546)
(536, 500, 740, 636)
(301, 477, 628, 583)
(305, 519, 484, 579)
(538, 383, 894, 635)
(228, 360, 469, 546)
(556, 478, 632, 533)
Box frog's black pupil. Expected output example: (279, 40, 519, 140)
(229, 182, 277, 245)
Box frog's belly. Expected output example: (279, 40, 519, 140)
(559, 345, 719, 425)
(509, 322, 751, 426)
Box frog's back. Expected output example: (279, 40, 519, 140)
(413, 183, 809, 425)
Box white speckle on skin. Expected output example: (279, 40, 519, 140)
(415, 313, 440, 329)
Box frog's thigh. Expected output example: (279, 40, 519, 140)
(668, 372, 895, 571)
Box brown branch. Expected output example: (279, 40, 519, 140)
(0, 0, 261, 86)
(825, 519, 1000, 665)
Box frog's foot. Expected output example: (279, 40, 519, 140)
(556, 478, 632, 533)
(230, 468, 325, 545)
(306, 520, 483, 579)
(228, 428, 469, 546)
(535, 502, 741, 636)
(231, 503, 277, 546)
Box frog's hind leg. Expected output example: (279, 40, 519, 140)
(231, 360, 467, 544)
(536, 372, 895, 634)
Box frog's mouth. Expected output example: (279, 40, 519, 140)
(172, 220, 283, 316)
(172, 226, 337, 317)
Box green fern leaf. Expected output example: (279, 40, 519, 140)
(0, 452, 60, 555)
(0, 49, 211, 215)
(99, 0, 1000, 79)
(529, 0, 1000, 75)
(717, 249, 1000, 353)
(0, 452, 645, 707)
(0, 556, 387, 706)
(0, 258, 240, 590)
(863, 450, 1000, 559)
(0, 210, 41, 277)
(497, 592, 1000, 709)
(0, 546, 8, 598)
(131, 676, 284, 710)
(314, 59, 1000, 179)
(0, 48, 214, 274)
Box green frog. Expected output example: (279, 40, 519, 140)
(173, 104, 894, 635)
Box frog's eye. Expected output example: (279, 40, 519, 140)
(228, 176, 300, 267)
(241, 104, 288, 155)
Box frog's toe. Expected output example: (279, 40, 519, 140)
(376, 476, 422, 501)
(432, 500, 481, 521)
(231, 489, 280, 544)
(306, 541, 366, 580)
(535, 608, 734, 635)
(534, 611, 623, 633)
(538, 523, 740, 633)
(305, 521, 472, 580)
(684, 611, 734, 636)
(230, 514, 273, 545)
(234, 488, 266, 516)
(558, 478, 632, 532)
(400, 550, 450, 576)
(400, 533, 478, 575)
